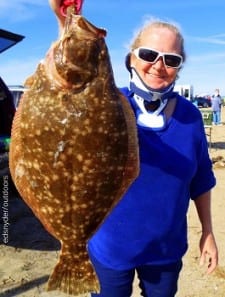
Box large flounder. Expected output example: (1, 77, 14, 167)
(9, 10, 139, 297)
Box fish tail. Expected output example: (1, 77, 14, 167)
(47, 251, 100, 296)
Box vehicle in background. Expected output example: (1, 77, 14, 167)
(174, 84, 194, 101)
(0, 83, 27, 153)
(0, 79, 15, 181)
(0, 28, 24, 155)
(0, 77, 15, 153)
(191, 96, 212, 108)
(8, 85, 26, 108)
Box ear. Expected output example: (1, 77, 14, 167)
(125, 53, 131, 72)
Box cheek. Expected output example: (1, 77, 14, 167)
(167, 69, 179, 82)
(131, 59, 152, 76)
(130, 56, 147, 72)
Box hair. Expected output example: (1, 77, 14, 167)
(129, 18, 186, 63)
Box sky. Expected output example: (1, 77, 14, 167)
(1, 0, 225, 96)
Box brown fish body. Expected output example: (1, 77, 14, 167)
(9, 13, 139, 296)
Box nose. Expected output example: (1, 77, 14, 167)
(152, 56, 165, 69)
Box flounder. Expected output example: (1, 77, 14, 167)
(9, 10, 139, 297)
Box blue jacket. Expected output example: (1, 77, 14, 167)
(88, 88, 216, 269)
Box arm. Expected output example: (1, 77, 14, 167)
(194, 190, 218, 274)
(49, 0, 66, 34)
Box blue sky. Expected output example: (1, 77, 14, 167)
(1, 0, 225, 96)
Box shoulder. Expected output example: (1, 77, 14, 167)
(119, 87, 132, 98)
(176, 94, 201, 115)
(119, 86, 135, 107)
(173, 94, 205, 129)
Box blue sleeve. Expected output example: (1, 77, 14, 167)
(190, 124, 216, 199)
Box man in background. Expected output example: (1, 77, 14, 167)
(211, 88, 222, 125)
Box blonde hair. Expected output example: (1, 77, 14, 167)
(130, 19, 186, 62)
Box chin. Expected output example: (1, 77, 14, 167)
(147, 81, 168, 90)
(144, 76, 166, 89)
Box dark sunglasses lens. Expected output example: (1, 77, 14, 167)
(165, 55, 182, 67)
(139, 49, 158, 62)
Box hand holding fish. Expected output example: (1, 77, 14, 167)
(49, 0, 84, 33)
(49, 0, 65, 31)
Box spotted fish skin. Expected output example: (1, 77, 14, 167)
(9, 13, 139, 296)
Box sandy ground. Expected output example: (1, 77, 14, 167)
(1, 108, 225, 297)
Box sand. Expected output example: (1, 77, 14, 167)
(1, 108, 225, 297)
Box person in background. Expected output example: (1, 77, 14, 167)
(211, 88, 222, 125)
(49, 1, 218, 296)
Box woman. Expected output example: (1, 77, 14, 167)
(49, 2, 218, 296)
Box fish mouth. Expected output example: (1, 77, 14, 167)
(49, 13, 108, 89)
(65, 13, 107, 39)
(77, 15, 107, 38)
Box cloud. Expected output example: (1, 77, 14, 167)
(187, 51, 225, 64)
(0, 0, 47, 22)
(187, 34, 225, 45)
(177, 55, 225, 95)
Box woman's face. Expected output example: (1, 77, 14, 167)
(131, 27, 182, 90)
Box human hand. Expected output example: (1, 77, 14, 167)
(49, 0, 66, 32)
(199, 232, 218, 274)
(49, 0, 62, 16)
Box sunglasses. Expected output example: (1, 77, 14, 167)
(133, 47, 183, 69)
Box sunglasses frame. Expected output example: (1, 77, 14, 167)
(133, 47, 183, 69)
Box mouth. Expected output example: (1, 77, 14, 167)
(146, 72, 165, 79)
(143, 72, 168, 89)
(76, 15, 107, 38)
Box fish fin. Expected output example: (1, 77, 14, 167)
(9, 99, 23, 178)
(119, 92, 140, 185)
(8, 101, 57, 236)
(47, 251, 100, 296)
(9, 100, 30, 202)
